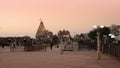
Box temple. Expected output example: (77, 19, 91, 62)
(36, 20, 53, 44)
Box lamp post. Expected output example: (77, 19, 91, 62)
(8, 39, 12, 51)
(94, 25, 104, 60)
(102, 35, 107, 54)
(97, 30, 101, 60)
(60, 36, 63, 54)
(23, 37, 27, 51)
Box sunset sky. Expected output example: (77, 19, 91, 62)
(0, 0, 120, 38)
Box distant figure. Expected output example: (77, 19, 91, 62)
(13, 43, 16, 49)
(10, 42, 16, 52)
(2, 45, 5, 48)
(78, 42, 80, 51)
(50, 42, 53, 50)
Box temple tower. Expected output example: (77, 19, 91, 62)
(36, 20, 53, 44)
(36, 21, 46, 38)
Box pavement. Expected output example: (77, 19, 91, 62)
(0, 45, 120, 68)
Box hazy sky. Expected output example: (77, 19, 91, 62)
(0, 0, 120, 38)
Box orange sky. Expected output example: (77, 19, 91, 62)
(0, 0, 120, 38)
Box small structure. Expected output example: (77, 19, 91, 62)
(58, 30, 73, 53)
(58, 30, 71, 42)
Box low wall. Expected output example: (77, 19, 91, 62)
(24, 44, 49, 51)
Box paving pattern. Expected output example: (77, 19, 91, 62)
(0, 45, 120, 68)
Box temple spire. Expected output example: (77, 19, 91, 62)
(35, 19, 53, 44)
(36, 20, 46, 37)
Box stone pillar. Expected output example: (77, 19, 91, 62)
(97, 32, 101, 60)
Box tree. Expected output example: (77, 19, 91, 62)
(52, 35, 59, 45)
(88, 30, 97, 40)
(88, 26, 110, 40)
(58, 30, 71, 42)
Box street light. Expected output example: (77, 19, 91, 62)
(109, 33, 116, 43)
(93, 25, 104, 60)
(109, 34, 115, 38)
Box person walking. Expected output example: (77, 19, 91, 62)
(50, 41, 53, 50)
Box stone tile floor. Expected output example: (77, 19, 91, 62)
(0, 46, 120, 68)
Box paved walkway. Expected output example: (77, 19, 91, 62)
(0, 45, 120, 68)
